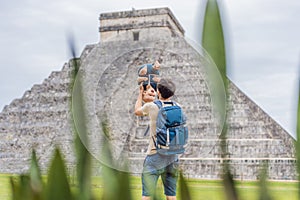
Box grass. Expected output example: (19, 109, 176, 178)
(0, 174, 12, 200)
(0, 174, 298, 200)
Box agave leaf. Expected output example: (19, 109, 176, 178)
(98, 116, 128, 197)
(99, 120, 118, 200)
(179, 171, 192, 200)
(10, 176, 23, 200)
(100, 120, 132, 200)
(258, 162, 272, 200)
(296, 76, 300, 198)
(29, 150, 43, 199)
(10, 151, 43, 200)
(220, 127, 238, 200)
(10, 177, 18, 200)
(202, 0, 226, 85)
(67, 33, 80, 75)
(10, 175, 32, 200)
(45, 148, 72, 200)
(74, 135, 92, 200)
(101, 165, 132, 200)
(202, 1, 238, 200)
(72, 104, 93, 200)
(222, 164, 238, 200)
(101, 165, 119, 200)
(117, 171, 132, 200)
(68, 34, 93, 200)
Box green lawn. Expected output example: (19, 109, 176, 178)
(0, 174, 298, 200)
(0, 174, 12, 200)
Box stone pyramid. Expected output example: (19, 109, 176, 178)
(0, 7, 296, 180)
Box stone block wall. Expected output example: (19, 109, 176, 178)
(0, 7, 296, 180)
(0, 62, 76, 173)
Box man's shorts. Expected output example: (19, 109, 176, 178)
(142, 153, 179, 197)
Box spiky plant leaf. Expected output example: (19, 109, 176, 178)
(10, 151, 43, 200)
(202, 1, 238, 200)
(296, 74, 300, 199)
(10, 175, 32, 200)
(101, 165, 132, 200)
(179, 171, 192, 200)
(10, 177, 19, 200)
(67, 33, 80, 74)
(45, 148, 72, 200)
(68, 34, 93, 200)
(100, 126, 132, 200)
(29, 150, 43, 200)
(202, 0, 226, 85)
(258, 162, 272, 200)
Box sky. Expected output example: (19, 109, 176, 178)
(0, 0, 299, 137)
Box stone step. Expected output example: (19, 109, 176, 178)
(127, 137, 293, 159)
(25, 82, 71, 96)
(0, 112, 68, 126)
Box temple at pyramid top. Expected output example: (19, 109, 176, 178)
(99, 7, 185, 42)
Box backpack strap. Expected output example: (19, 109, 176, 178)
(153, 100, 163, 108)
(154, 100, 175, 108)
(152, 135, 157, 148)
(163, 102, 175, 105)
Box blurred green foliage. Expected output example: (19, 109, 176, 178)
(296, 66, 300, 198)
(202, 0, 238, 199)
(9, 0, 296, 200)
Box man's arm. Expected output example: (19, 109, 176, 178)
(135, 84, 144, 116)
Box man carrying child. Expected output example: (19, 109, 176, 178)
(135, 78, 179, 200)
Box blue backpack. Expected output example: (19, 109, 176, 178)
(153, 100, 188, 155)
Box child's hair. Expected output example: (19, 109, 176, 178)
(157, 57, 163, 64)
(157, 78, 176, 99)
(143, 82, 157, 91)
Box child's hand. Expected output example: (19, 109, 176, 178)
(153, 61, 160, 70)
(152, 76, 161, 83)
(146, 84, 151, 90)
(138, 66, 147, 76)
(137, 76, 148, 83)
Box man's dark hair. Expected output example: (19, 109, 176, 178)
(157, 78, 176, 99)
